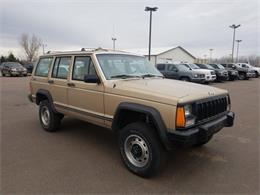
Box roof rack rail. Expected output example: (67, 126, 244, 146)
(81, 47, 109, 52)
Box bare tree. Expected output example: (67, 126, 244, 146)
(20, 33, 42, 62)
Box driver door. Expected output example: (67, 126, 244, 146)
(67, 55, 105, 126)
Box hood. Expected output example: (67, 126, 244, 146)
(193, 69, 215, 75)
(215, 69, 228, 74)
(105, 78, 228, 106)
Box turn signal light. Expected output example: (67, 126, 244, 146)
(176, 106, 186, 128)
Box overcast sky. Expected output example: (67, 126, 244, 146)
(0, 0, 259, 59)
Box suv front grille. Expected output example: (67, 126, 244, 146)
(195, 96, 228, 122)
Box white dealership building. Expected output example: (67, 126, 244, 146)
(125, 46, 196, 65)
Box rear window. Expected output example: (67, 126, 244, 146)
(35, 58, 53, 77)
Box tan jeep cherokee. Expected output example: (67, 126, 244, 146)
(28, 48, 235, 177)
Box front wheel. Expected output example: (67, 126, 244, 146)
(118, 122, 166, 178)
(180, 77, 190, 82)
(238, 72, 246, 80)
(255, 71, 259, 78)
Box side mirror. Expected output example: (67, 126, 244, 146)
(84, 74, 100, 84)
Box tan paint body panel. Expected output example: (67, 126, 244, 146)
(30, 50, 229, 133)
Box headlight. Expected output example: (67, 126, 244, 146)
(11, 68, 17, 71)
(176, 104, 196, 128)
(194, 74, 198, 78)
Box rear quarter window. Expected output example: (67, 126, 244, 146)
(35, 57, 53, 77)
(156, 64, 165, 71)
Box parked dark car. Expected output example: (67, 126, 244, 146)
(23, 63, 34, 74)
(222, 63, 254, 80)
(156, 63, 205, 83)
(1, 62, 27, 77)
(208, 64, 229, 81)
(195, 63, 227, 82)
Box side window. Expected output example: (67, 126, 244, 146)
(168, 65, 178, 72)
(35, 57, 53, 77)
(157, 64, 165, 71)
(52, 57, 71, 79)
(73, 56, 97, 81)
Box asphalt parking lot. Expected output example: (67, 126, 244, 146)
(1, 77, 259, 194)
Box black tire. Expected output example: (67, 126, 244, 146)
(39, 100, 62, 132)
(118, 122, 166, 178)
(255, 71, 259, 78)
(238, 72, 246, 80)
(193, 135, 213, 147)
(180, 77, 190, 82)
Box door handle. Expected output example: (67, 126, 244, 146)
(48, 80, 54, 84)
(67, 82, 75, 87)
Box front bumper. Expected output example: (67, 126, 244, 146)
(246, 72, 255, 78)
(11, 71, 27, 76)
(190, 78, 205, 83)
(167, 111, 235, 147)
(205, 75, 216, 82)
(217, 74, 229, 81)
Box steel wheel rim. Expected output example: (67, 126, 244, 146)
(124, 134, 149, 167)
(41, 106, 50, 126)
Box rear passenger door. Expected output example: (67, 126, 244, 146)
(48, 56, 71, 107)
(67, 56, 104, 125)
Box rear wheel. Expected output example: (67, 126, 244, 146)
(118, 122, 166, 178)
(39, 100, 63, 132)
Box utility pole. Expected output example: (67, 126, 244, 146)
(145, 6, 158, 61)
(236, 40, 242, 63)
(112, 37, 117, 50)
(229, 24, 241, 63)
(209, 49, 213, 63)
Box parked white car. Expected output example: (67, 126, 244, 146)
(183, 63, 216, 82)
(236, 63, 260, 78)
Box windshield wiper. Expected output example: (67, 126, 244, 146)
(141, 74, 164, 78)
(110, 74, 141, 79)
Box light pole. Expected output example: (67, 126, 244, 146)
(42, 43, 47, 54)
(229, 24, 241, 63)
(236, 40, 242, 62)
(209, 49, 213, 63)
(112, 37, 117, 50)
(145, 6, 158, 61)
(203, 54, 207, 64)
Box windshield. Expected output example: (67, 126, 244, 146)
(205, 64, 214, 69)
(217, 64, 225, 69)
(188, 64, 200, 69)
(96, 54, 162, 80)
(209, 64, 219, 69)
